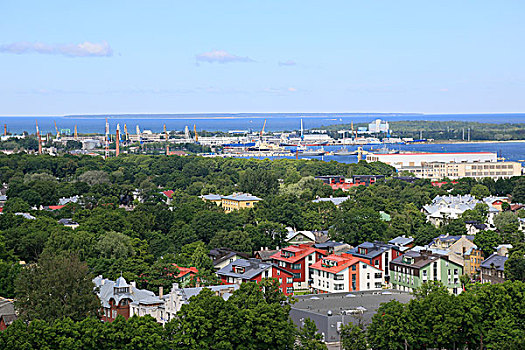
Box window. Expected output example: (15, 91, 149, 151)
(335, 284, 344, 290)
(292, 263, 301, 270)
(454, 269, 458, 275)
(352, 265, 356, 271)
(334, 274, 344, 280)
(264, 270, 269, 278)
(309, 255, 313, 261)
(374, 260, 379, 266)
(362, 264, 367, 269)
(374, 273, 382, 279)
(277, 270, 280, 275)
(293, 273, 301, 279)
(367, 282, 370, 289)
(279, 278, 282, 283)
(286, 277, 293, 284)
(367, 273, 370, 279)
(375, 282, 382, 288)
(286, 287, 294, 294)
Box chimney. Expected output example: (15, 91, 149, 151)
(159, 286, 164, 298)
(131, 281, 136, 288)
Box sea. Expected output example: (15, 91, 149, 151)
(1, 113, 525, 164)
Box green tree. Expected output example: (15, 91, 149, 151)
(295, 318, 327, 350)
(96, 231, 135, 259)
(239, 168, 278, 197)
(494, 211, 520, 234)
(15, 253, 100, 322)
(209, 229, 253, 254)
(470, 184, 490, 199)
(2, 197, 31, 213)
(474, 230, 501, 257)
(504, 244, 525, 282)
(511, 177, 525, 203)
(367, 300, 408, 350)
(340, 322, 367, 350)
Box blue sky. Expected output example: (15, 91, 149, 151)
(1, 0, 524, 115)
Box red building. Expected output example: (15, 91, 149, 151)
(216, 258, 295, 295)
(270, 244, 328, 290)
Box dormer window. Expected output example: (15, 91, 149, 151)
(234, 266, 245, 274)
(359, 248, 367, 254)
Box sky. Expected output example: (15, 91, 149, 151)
(1, 0, 525, 116)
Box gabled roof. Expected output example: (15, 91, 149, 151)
(312, 196, 351, 206)
(161, 190, 175, 199)
(271, 245, 327, 264)
(254, 249, 279, 261)
(209, 248, 249, 267)
(58, 218, 78, 225)
(348, 241, 398, 259)
(310, 254, 375, 274)
(201, 194, 222, 201)
(388, 236, 414, 246)
(480, 253, 507, 271)
(93, 276, 161, 308)
(173, 264, 198, 278)
(286, 230, 315, 242)
(217, 258, 290, 280)
(176, 284, 240, 303)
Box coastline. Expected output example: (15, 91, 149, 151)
(430, 139, 525, 144)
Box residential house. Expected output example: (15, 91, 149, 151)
(160, 190, 175, 205)
(346, 241, 404, 282)
(208, 247, 249, 270)
(465, 221, 487, 235)
(310, 254, 383, 293)
(254, 248, 279, 262)
(480, 246, 512, 284)
(312, 196, 351, 207)
(388, 235, 415, 250)
(93, 275, 163, 322)
(216, 258, 295, 295)
(423, 195, 500, 227)
(313, 241, 352, 255)
(427, 234, 484, 276)
(390, 250, 463, 294)
(285, 229, 316, 245)
(0, 297, 16, 331)
(156, 283, 239, 324)
(58, 218, 79, 229)
(173, 264, 198, 285)
(270, 245, 328, 290)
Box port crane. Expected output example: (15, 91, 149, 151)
(35, 120, 42, 154)
(54, 121, 61, 140)
(194, 124, 199, 143)
(164, 124, 169, 155)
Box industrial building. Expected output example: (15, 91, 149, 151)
(366, 152, 498, 167)
(398, 161, 522, 180)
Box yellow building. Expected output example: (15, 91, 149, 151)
(221, 193, 262, 212)
(201, 193, 262, 211)
(200, 194, 222, 206)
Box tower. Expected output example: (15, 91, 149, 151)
(115, 124, 120, 157)
(105, 118, 110, 159)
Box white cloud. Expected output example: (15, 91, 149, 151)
(0, 41, 113, 57)
(279, 60, 297, 66)
(195, 50, 254, 64)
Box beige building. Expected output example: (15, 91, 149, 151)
(399, 161, 521, 180)
(427, 234, 484, 277)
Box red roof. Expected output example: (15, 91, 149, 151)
(271, 244, 327, 264)
(310, 253, 375, 273)
(173, 264, 198, 278)
(0, 207, 3, 213)
(162, 190, 175, 199)
(431, 181, 458, 187)
(48, 205, 65, 210)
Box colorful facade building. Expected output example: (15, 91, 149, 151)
(346, 241, 405, 282)
(389, 250, 464, 295)
(310, 253, 383, 293)
(270, 244, 328, 290)
(216, 258, 295, 295)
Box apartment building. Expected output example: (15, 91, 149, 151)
(310, 254, 383, 293)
